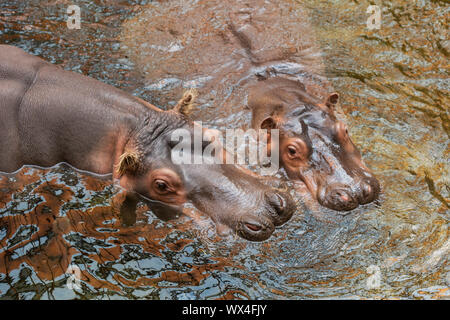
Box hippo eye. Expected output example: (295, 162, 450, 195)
(288, 146, 297, 156)
(285, 139, 308, 161)
(154, 179, 169, 193)
(286, 145, 302, 160)
(335, 122, 349, 141)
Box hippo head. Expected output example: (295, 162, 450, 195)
(115, 109, 295, 241)
(249, 78, 380, 212)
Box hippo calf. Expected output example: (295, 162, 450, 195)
(249, 77, 380, 211)
(0, 45, 295, 241)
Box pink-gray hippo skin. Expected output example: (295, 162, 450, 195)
(0, 45, 295, 241)
(249, 77, 380, 212)
(118, 0, 381, 213)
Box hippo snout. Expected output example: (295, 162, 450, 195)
(318, 185, 359, 211)
(237, 190, 295, 241)
(318, 177, 380, 211)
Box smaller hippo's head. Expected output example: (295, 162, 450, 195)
(249, 78, 380, 212)
(115, 106, 295, 241)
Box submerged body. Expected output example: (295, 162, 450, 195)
(0, 45, 295, 241)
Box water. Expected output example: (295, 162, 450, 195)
(0, 0, 448, 299)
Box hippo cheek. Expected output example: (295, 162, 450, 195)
(286, 166, 319, 199)
(236, 216, 275, 242)
(281, 162, 307, 185)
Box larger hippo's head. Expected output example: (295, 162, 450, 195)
(249, 78, 380, 212)
(115, 107, 295, 241)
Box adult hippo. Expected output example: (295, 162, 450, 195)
(120, 0, 380, 211)
(0, 44, 295, 241)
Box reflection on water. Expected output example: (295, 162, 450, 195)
(0, 0, 448, 299)
(0, 165, 240, 299)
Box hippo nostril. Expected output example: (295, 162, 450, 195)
(334, 189, 354, 204)
(358, 180, 379, 204)
(265, 192, 285, 215)
(338, 191, 350, 202)
(332, 189, 350, 202)
(274, 193, 286, 215)
(263, 191, 294, 226)
(362, 183, 372, 198)
(319, 187, 358, 211)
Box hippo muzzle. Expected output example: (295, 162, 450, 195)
(292, 143, 381, 212)
(317, 175, 380, 212)
(183, 164, 295, 241)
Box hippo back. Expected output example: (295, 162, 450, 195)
(0, 45, 150, 172)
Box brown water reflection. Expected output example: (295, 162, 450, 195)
(0, 165, 241, 299)
(0, 0, 448, 299)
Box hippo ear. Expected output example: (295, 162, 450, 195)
(260, 117, 278, 130)
(173, 89, 198, 116)
(325, 93, 339, 109)
(116, 151, 140, 176)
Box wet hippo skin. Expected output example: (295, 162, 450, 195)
(0, 44, 296, 241)
(249, 77, 381, 211)
(119, 0, 381, 212)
